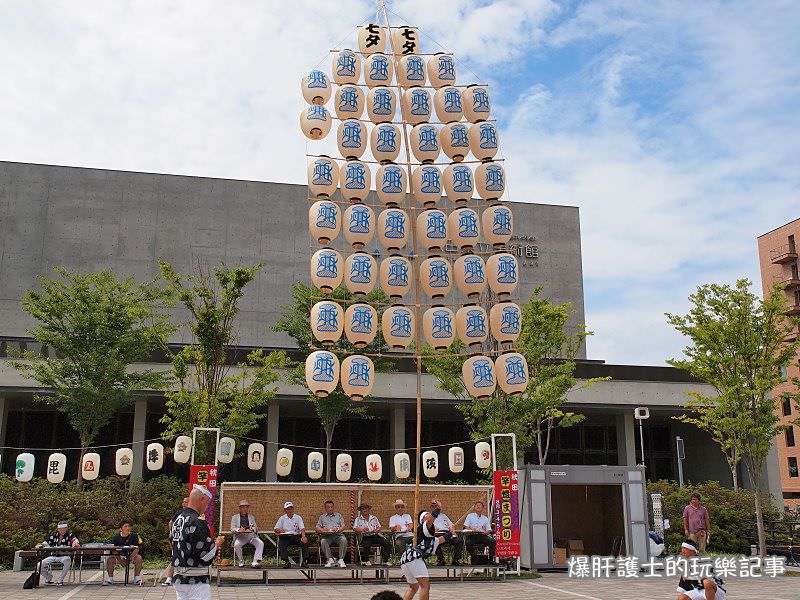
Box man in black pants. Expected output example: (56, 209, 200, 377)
(273, 501, 308, 567)
(430, 500, 463, 566)
(463, 501, 495, 562)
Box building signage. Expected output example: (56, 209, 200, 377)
(493, 470, 521, 557)
(189, 465, 218, 534)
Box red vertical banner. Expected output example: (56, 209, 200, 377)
(189, 465, 218, 535)
(493, 470, 520, 557)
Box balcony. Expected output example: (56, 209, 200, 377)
(785, 327, 800, 342)
(784, 304, 800, 317)
(773, 274, 800, 290)
(770, 243, 798, 264)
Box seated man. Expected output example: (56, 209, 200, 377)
(35, 521, 79, 586)
(431, 500, 464, 566)
(274, 501, 308, 568)
(315, 500, 347, 567)
(463, 501, 495, 562)
(353, 503, 391, 565)
(677, 539, 727, 600)
(231, 499, 264, 567)
(389, 499, 414, 555)
(105, 520, 143, 585)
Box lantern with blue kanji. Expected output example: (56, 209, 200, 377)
(370, 123, 401, 163)
(462, 85, 491, 122)
(486, 252, 518, 297)
(344, 251, 377, 298)
(481, 205, 513, 248)
(300, 105, 332, 140)
(311, 300, 344, 346)
(337, 119, 368, 160)
(462, 355, 496, 400)
(311, 248, 343, 293)
(343, 203, 375, 249)
(378, 208, 409, 253)
(410, 123, 440, 163)
(344, 303, 378, 348)
(475, 161, 505, 201)
(341, 354, 375, 401)
(382, 305, 415, 349)
(468, 121, 499, 161)
(443, 163, 474, 205)
(423, 306, 455, 350)
(366, 86, 397, 124)
(376, 163, 407, 207)
(309, 200, 340, 245)
(331, 49, 361, 85)
(419, 256, 452, 300)
(454, 254, 487, 299)
(456, 305, 489, 348)
(339, 159, 371, 203)
(301, 70, 331, 105)
(364, 53, 393, 87)
(397, 54, 427, 88)
(416, 208, 448, 253)
(380, 256, 412, 299)
(305, 350, 340, 397)
(495, 352, 529, 395)
(334, 84, 364, 120)
(434, 86, 463, 123)
(427, 53, 456, 88)
(447, 207, 480, 252)
(400, 87, 431, 125)
(440, 122, 470, 162)
(411, 164, 442, 207)
(490, 301, 522, 344)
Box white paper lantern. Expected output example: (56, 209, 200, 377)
(311, 300, 344, 345)
(462, 355, 496, 400)
(490, 302, 522, 344)
(423, 306, 455, 350)
(301, 70, 331, 105)
(447, 207, 480, 251)
(475, 442, 492, 469)
(343, 204, 375, 250)
(400, 88, 432, 124)
(410, 123, 441, 163)
(443, 163, 474, 205)
(482, 205, 513, 247)
(216, 437, 235, 464)
(422, 450, 439, 478)
(334, 84, 364, 120)
(469, 122, 499, 162)
(247, 443, 265, 471)
(397, 54, 427, 88)
(448, 447, 465, 474)
(306, 350, 340, 397)
(378, 208, 409, 252)
(173, 435, 192, 464)
(336, 453, 353, 481)
(45, 453, 66, 483)
(300, 105, 332, 140)
(366, 453, 383, 481)
(308, 451, 324, 480)
(340, 160, 371, 202)
(486, 252, 519, 297)
(462, 85, 491, 123)
(427, 53, 456, 88)
(310, 248, 343, 293)
(416, 208, 448, 252)
(394, 452, 412, 479)
(382, 305, 415, 349)
(341, 354, 375, 401)
(345, 303, 378, 348)
(146, 442, 164, 471)
(456, 305, 489, 347)
(380, 256, 412, 299)
(309, 200, 341, 245)
(307, 157, 339, 199)
(419, 257, 452, 300)
(344, 252, 377, 298)
(376, 163, 407, 206)
(331, 49, 361, 85)
(82, 452, 100, 481)
(358, 24, 388, 55)
(15, 452, 35, 482)
(276, 448, 293, 477)
(364, 53, 393, 87)
(115, 448, 134, 477)
(337, 119, 368, 160)
(475, 161, 505, 201)
(366, 86, 397, 123)
(411, 165, 442, 207)
(391, 26, 420, 56)
(370, 123, 401, 163)
(434, 86, 463, 123)
(440, 122, 471, 162)
(454, 254, 487, 299)
(496, 352, 529, 395)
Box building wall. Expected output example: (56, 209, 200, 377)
(757, 218, 800, 508)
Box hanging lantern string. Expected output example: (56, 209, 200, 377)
(305, 346, 519, 359)
(0, 435, 174, 453)
(233, 433, 492, 455)
(307, 295, 521, 308)
(305, 154, 503, 166)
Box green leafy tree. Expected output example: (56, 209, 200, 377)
(425, 287, 601, 467)
(13, 268, 175, 481)
(666, 279, 800, 556)
(158, 262, 289, 462)
(274, 283, 391, 481)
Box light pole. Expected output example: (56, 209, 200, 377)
(676, 436, 685, 487)
(634, 407, 650, 467)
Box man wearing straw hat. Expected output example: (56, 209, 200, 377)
(230, 499, 264, 568)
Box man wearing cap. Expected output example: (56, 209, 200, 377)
(353, 503, 391, 565)
(315, 500, 347, 567)
(274, 501, 309, 568)
(400, 498, 454, 600)
(170, 486, 224, 600)
(35, 521, 80, 586)
(230, 499, 263, 568)
(676, 539, 727, 600)
(389, 499, 414, 555)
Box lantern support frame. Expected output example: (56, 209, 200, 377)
(191, 426, 221, 467)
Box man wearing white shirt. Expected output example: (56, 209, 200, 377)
(430, 500, 463, 566)
(352, 503, 391, 565)
(463, 501, 495, 562)
(388, 498, 414, 555)
(273, 501, 308, 568)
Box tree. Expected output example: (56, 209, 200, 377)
(158, 262, 289, 462)
(666, 279, 800, 556)
(425, 287, 601, 466)
(13, 268, 175, 481)
(274, 283, 391, 481)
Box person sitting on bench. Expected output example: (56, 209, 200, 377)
(105, 520, 143, 585)
(430, 500, 463, 566)
(35, 521, 79, 587)
(353, 503, 391, 566)
(231, 499, 264, 567)
(315, 500, 348, 568)
(463, 501, 495, 562)
(274, 501, 308, 568)
(389, 499, 414, 555)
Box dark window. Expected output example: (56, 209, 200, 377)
(789, 457, 799, 478)
(783, 398, 793, 417)
(789, 235, 796, 254)
(787, 427, 796, 448)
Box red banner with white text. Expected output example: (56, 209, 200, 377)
(189, 465, 218, 535)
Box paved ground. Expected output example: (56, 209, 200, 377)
(1, 569, 798, 600)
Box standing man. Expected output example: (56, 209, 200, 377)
(315, 500, 348, 567)
(170, 486, 224, 600)
(230, 499, 263, 567)
(163, 496, 189, 587)
(35, 521, 79, 586)
(463, 501, 495, 562)
(274, 501, 309, 568)
(353, 503, 391, 565)
(399, 499, 453, 600)
(389, 499, 414, 555)
(682, 493, 711, 555)
(430, 500, 463, 567)
(105, 520, 143, 585)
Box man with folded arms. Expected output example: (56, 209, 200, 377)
(315, 500, 347, 567)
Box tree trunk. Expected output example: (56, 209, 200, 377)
(746, 456, 767, 558)
(731, 465, 738, 492)
(325, 427, 334, 483)
(536, 430, 544, 465)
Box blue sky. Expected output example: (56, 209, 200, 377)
(0, 0, 798, 365)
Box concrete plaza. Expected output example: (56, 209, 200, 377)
(0, 570, 797, 600)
